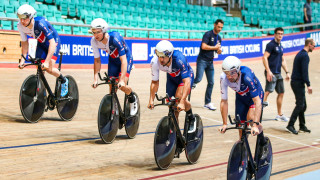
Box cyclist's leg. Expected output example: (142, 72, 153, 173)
(235, 96, 249, 139)
(107, 60, 121, 93)
(42, 40, 62, 78)
(166, 75, 180, 122)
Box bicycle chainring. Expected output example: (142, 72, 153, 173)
(47, 95, 55, 110)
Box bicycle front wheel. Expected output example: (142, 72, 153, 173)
(57, 75, 79, 121)
(256, 137, 273, 180)
(154, 116, 176, 170)
(19, 75, 46, 123)
(124, 92, 140, 139)
(227, 140, 248, 180)
(98, 94, 119, 144)
(185, 114, 204, 164)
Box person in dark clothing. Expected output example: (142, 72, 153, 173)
(286, 38, 315, 135)
(193, 19, 223, 111)
(262, 27, 290, 122)
(304, 0, 312, 31)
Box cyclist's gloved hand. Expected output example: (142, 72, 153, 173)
(41, 62, 49, 70)
(219, 124, 227, 134)
(118, 81, 125, 89)
(251, 123, 262, 136)
(92, 81, 98, 88)
(147, 100, 154, 110)
(177, 101, 185, 112)
(18, 63, 24, 69)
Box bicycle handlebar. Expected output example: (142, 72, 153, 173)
(96, 72, 118, 87)
(153, 93, 178, 107)
(224, 114, 254, 133)
(20, 55, 43, 65)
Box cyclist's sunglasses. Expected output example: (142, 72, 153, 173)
(223, 69, 238, 76)
(88, 29, 102, 35)
(17, 14, 30, 19)
(155, 50, 171, 58)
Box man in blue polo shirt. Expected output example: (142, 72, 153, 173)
(262, 27, 290, 122)
(193, 19, 223, 111)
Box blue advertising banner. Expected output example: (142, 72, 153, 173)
(58, 30, 317, 64)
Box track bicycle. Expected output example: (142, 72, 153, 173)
(19, 52, 79, 123)
(226, 115, 273, 180)
(96, 72, 140, 144)
(153, 93, 203, 170)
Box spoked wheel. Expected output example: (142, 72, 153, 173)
(57, 75, 79, 121)
(154, 116, 177, 170)
(124, 92, 140, 139)
(19, 75, 46, 123)
(256, 137, 273, 180)
(227, 141, 248, 180)
(185, 114, 204, 164)
(98, 94, 119, 144)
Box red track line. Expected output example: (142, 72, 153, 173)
(140, 162, 228, 180)
(140, 143, 320, 180)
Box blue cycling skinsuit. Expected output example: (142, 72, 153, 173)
(91, 31, 133, 78)
(18, 16, 61, 60)
(151, 50, 194, 98)
(220, 66, 264, 121)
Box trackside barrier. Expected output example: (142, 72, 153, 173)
(0, 17, 319, 64)
(57, 29, 320, 64)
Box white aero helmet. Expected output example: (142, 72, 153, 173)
(17, 4, 36, 19)
(155, 40, 174, 57)
(90, 18, 108, 33)
(222, 56, 241, 72)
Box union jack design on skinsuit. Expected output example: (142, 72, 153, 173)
(169, 69, 181, 77)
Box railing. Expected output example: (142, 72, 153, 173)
(1, 17, 319, 39)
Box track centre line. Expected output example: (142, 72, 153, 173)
(265, 133, 320, 150)
(0, 112, 319, 150)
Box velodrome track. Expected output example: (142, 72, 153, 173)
(0, 49, 319, 179)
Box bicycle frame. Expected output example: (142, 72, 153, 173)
(154, 94, 186, 148)
(97, 73, 127, 122)
(226, 116, 261, 177)
(21, 54, 65, 101)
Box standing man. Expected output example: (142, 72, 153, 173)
(262, 27, 290, 122)
(193, 19, 223, 111)
(286, 38, 314, 135)
(90, 18, 138, 116)
(303, 0, 312, 31)
(17, 4, 69, 97)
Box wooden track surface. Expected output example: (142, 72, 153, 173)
(0, 50, 320, 179)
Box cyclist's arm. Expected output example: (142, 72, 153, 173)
(180, 77, 191, 103)
(252, 96, 262, 124)
(20, 41, 28, 64)
(119, 54, 127, 83)
(220, 99, 228, 125)
(149, 80, 159, 102)
(93, 57, 101, 83)
(45, 38, 56, 62)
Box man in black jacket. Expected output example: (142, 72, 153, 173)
(286, 38, 315, 134)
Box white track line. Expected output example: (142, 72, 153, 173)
(265, 133, 320, 150)
(201, 116, 223, 124)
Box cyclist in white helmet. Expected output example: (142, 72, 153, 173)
(148, 40, 197, 133)
(219, 56, 266, 141)
(17, 4, 69, 97)
(89, 18, 137, 115)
